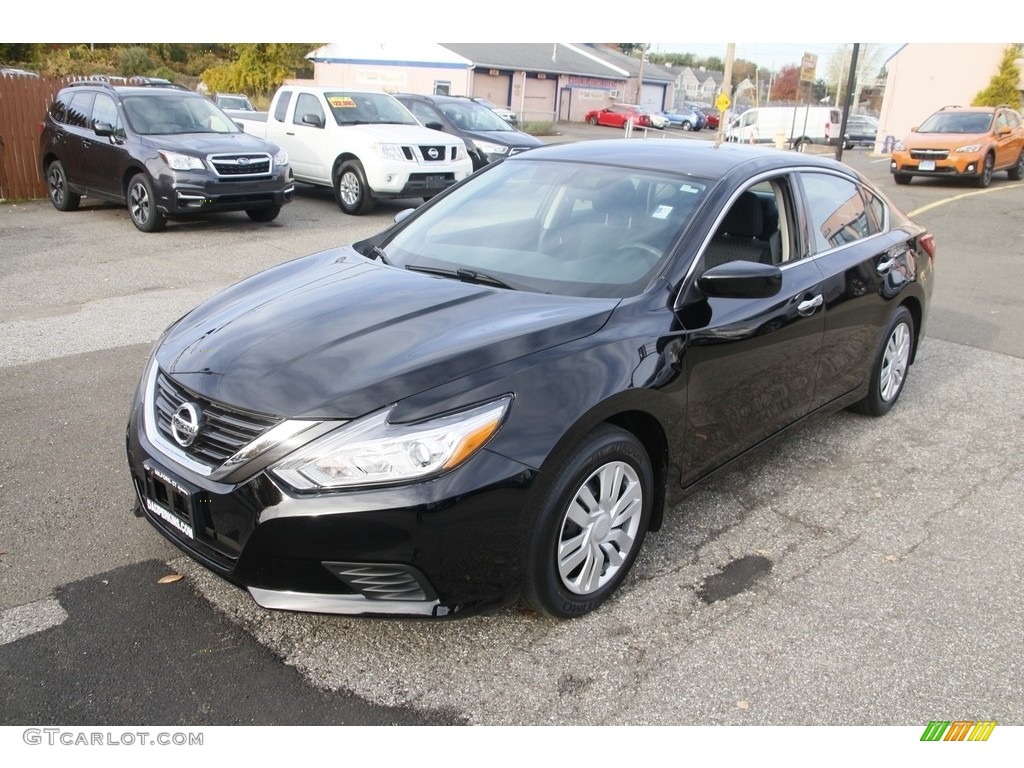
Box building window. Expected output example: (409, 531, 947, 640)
(433, 81, 451, 96)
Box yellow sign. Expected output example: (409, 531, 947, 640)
(715, 93, 730, 112)
(800, 53, 818, 83)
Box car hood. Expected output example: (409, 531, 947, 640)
(462, 128, 543, 149)
(157, 247, 617, 419)
(901, 131, 988, 148)
(145, 132, 282, 155)
(335, 122, 465, 146)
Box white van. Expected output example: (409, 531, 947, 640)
(725, 106, 841, 151)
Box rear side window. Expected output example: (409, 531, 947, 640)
(800, 172, 878, 252)
(66, 92, 94, 129)
(273, 91, 292, 123)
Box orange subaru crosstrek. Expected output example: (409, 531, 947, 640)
(890, 105, 1024, 187)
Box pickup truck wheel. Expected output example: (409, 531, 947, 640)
(246, 206, 281, 223)
(127, 173, 166, 233)
(335, 161, 376, 215)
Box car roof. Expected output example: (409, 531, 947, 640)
(506, 138, 854, 181)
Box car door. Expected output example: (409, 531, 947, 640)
(59, 90, 96, 190)
(284, 91, 331, 184)
(795, 170, 913, 405)
(676, 175, 826, 484)
(82, 92, 129, 199)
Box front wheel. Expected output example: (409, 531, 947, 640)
(127, 173, 166, 232)
(793, 138, 811, 153)
(681, 121, 692, 131)
(523, 425, 652, 618)
(334, 160, 376, 215)
(974, 153, 994, 188)
(893, 173, 912, 185)
(46, 160, 80, 212)
(849, 306, 915, 417)
(246, 206, 281, 223)
(588, 116, 599, 126)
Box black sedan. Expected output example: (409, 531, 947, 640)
(126, 140, 935, 619)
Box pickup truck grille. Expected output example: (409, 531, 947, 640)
(208, 153, 273, 177)
(413, 145, 455, 163)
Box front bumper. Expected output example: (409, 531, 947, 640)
(890, 151, 985, 178)
(126, 392, 536, 618)
(154, 167, 295, 215)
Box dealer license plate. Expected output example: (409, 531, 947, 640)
(919, 160, 936, 171)
(425, 175, 448, 189)
(144, 465, 195, 539)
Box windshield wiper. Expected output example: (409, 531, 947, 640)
(405, 265, 515, 290)
(366, 245, 392, 265)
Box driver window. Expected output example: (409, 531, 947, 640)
(703, 178, 793, 269)
(293, 93, 324, 127)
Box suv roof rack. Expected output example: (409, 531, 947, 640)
(66, 76, 191, 91)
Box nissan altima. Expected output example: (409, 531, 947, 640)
(126, 140, 935, 619)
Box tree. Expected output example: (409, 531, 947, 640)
(616, 44, 645, 57)
(824, 44, 887, 107)
(119, 47, 155, 78)
(771, 65, 802, 101)
(973, 44, 1023, 109)
(200, 44, 318, 100)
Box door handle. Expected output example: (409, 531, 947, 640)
(876, 257, 895, 274)
(797, 294, 823, 316)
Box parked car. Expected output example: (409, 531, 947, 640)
(0, 66, 41, 78)
(38, 80, 294, 232)
(889, 105, 1024, 187)
(230, 86, 473, 214)
(214, 92, 256, 111)
(393, 93, 542, 171)
(662, 105, 705, 131)
(459, 96, 517, 125)
(584, 104, 651, 129)
(690, 102, 719, 129)
(843, 115, 880, 149)
(127, 139, 935, 620)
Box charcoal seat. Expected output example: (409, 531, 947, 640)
(703, 191, 773, 268)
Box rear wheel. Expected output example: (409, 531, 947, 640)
(793, 138, 811, 152)
(681, 121, 692, 131)
(246, 206, 281, 223)
(127, 173, 166, 233)
(334, 160, 376, 215)
(850, 306, 915, 417)
(46, 160, 80, 212)
(1007, 150, 1023, 181)
(523, 425, 652, 618)
(974, 153, 994, 188)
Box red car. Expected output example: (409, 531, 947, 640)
(584, 104, 651, 128)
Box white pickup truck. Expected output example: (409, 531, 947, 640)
(231, 86, 473, 214)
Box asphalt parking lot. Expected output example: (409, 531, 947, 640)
(1, 127, 1022, 731)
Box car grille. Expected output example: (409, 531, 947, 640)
(208, 153, 273, 177)
(910, 149, 950, 160)
(154, 371, 281, 468)
(415, 145, 454, 162)
(322, 563, 438, 601)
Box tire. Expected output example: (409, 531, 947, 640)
(893, 173, 912, 185)
(974, 153, 994, 188)
(246, 206, 281, 223)
(1007, 150, 1023, 181)
(793, 138, 811, 153)
(523, 425, 652, 618)
(588, 116, 599, 126)
(46, 160, 80, 212)
(681, 121, 692, 131)
(849, 306, 915, 417)
(127, 173, 166, 233)
(334, 160, 376, 215)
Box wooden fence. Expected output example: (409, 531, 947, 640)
(0, 75, 66, 200)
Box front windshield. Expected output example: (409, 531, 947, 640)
(123, 94, 239, 135)
(917, 111, 993, 133)
(382, 159, 708, 299)
(325, 92, 418, 126)
(438, 100, 515, 132)
(218, 96, 252, 110)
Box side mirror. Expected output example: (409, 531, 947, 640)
(425, 121, 444, 131)
(394, 208, 416, 224)
(301, 113, 324, 128)
(697, 260, 782, 299)
(93, 121, 114, 137)
(234, 121, 246, 132)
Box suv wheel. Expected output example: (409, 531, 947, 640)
(127, 174, 166, 233)
(46, 161, 80, 212)
(246, 206, 281, 223)
(1008, 150, 1024, 181)
(974, 154, 994, 188)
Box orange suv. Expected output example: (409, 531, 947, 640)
(890, 105, 1024, 187)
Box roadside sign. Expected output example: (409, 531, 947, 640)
(716, 93, 730, 112)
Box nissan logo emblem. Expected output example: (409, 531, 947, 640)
(427, 147, 439, 160)
(171, 403, 203, 447)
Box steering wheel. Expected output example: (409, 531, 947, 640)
(615, 242, 663, 267)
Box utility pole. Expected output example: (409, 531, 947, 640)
(636, 43, 648, 106)
(715, 43, 735, 145)
(835, 43, 860, 162)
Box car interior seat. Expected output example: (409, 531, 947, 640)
(703, 190, 773, 268)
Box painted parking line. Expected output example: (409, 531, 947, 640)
(908, 183, 1024, 218)
(0, 597, 68, 646)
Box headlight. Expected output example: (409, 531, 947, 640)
(474, 140, 509, 156)
(273, 148, 288, 166)
(893, 141, 906, 151)
(375, 143, 407, 162)
(953, 143, 982, 153)
(269, 396, 511, 491)
(158, 151, 205, 171)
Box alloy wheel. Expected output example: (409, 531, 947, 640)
(879, 321, 911, 401)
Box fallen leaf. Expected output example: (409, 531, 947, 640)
(885, 554, 899, 563)
(737, 700, 750, 710)
(158, 573, 184, 584)
(756, 549, 772, 557)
